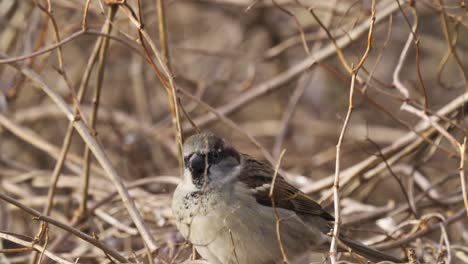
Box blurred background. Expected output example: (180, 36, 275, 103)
(0, 0, 467, 263)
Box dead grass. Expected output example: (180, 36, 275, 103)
(0, 0, 467, 263)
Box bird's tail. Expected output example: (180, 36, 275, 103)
(339, 236, 404, 263)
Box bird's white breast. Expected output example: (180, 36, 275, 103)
(172, 181, 328, 264)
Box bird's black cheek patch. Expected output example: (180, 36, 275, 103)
(189, 153, 208, 174)
(191, 170, 209, 189)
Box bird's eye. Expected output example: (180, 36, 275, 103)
(207, 151, 221, 164)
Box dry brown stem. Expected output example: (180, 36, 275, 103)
(1, 0, 467, 262)
(1, 54, 158, 251)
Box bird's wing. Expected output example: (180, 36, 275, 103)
(238, 154, 404, 263)
(238, 154, 334, 221)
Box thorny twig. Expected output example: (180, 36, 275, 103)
(330, 0, 376, 262)
(330, 69, 356, 264)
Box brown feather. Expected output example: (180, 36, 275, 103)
(238, 154, 334, 221)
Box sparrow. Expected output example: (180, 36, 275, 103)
(172, 132, 402, 263)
